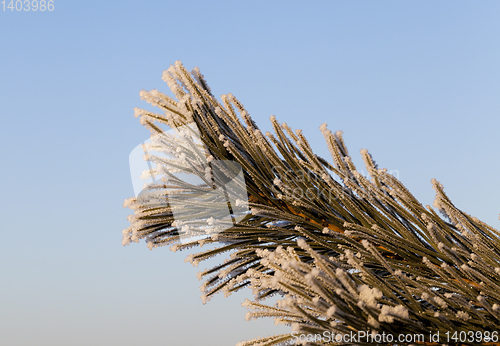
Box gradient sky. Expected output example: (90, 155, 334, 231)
(1, 1, 499, 345)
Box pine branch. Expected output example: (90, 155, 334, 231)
(123, 61, 500, 346)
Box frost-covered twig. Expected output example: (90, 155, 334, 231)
(123, 61, 500, 346)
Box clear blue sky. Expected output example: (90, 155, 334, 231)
(1, 1, 499, 345)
